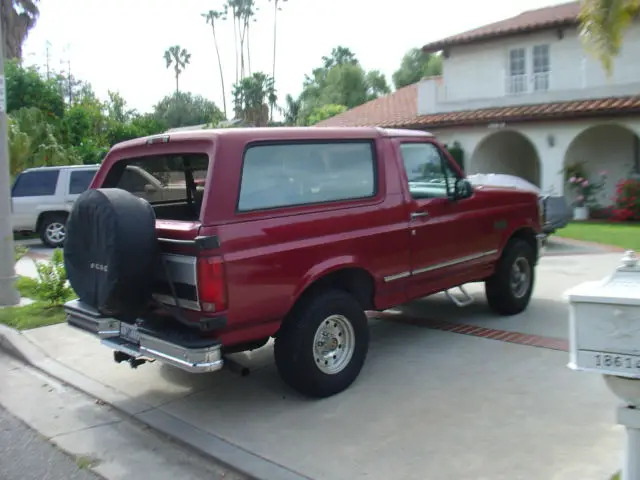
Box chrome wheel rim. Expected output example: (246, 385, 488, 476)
(45, 222, 65, 244)
(313, 314, 355, 375)
(510, 256, 531, 298)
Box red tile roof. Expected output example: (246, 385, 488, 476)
(422, 1, 581, 53)
(315, 82, 419, 128)
(316, 93, 640, 129)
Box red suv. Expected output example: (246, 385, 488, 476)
(64, 127, 542, 398)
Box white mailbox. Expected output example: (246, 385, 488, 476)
(567, 250, 640, 378)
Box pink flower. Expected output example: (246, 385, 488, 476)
(569, 176, 577, 183)
(582, 180, 589, 187)
(577, 195, 584, 202)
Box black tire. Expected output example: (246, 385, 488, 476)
(274, 289, 369, 398)
(485, 239, 536, 316)
(64, 188, 159, 318)
(39, 214, 67, 248)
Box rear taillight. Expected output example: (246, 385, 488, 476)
(196, 256, 227, 313)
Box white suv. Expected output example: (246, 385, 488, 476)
(11, 165, 99, 247)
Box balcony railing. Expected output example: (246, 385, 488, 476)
(506, 72, 550, 95)
(506, 74, 528, 95)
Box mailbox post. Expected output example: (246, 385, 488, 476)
(566, 250, 640, 480)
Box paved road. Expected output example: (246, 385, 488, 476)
(0, 405, 100, 480)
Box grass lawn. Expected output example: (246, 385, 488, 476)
(556, 222, 640, 251)
(0, 276, 73, 331)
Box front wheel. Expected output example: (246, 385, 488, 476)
(485, 239, 535, 316)
(274, 289, 369, 398)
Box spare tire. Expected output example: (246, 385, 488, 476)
(64, 188, 159, 318)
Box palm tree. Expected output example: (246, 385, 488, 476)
(164, 45, 191, 94)
(232, 72, 277, 127)
(283, 94, 301, 126)
(1, 0, 40, 60)
(203, 9, 228, 118)
(579, 0, 640, 75)
(268, 0, 287, 121)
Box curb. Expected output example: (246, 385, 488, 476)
(0, 325, 310, 480)
(551, 236, 627, 253)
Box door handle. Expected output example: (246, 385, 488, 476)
(411, 211, 429, 219)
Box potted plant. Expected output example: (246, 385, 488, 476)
(566, 168, 607, 220)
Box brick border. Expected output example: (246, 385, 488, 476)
(371, 311, 568, 352)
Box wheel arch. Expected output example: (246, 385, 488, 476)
(291, 259, 376, 313)
(503, 226, 540, 264)
(36, 210, 69, 233)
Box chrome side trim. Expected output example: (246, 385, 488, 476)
(383, 271, 411, 282)
(383, 249, 498, 282)
(412, 249, 498, 276)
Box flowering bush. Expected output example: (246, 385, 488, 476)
(566, 170, 607, 207)
(613, 178, 640, 221)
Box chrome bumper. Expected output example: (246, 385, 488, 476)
(64, 300, 224, 374)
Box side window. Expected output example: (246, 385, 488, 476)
(69, 170, 97, 194)
(12, 170, 59, 197)
(118, 168, 149, 192)
(399, 143, 459, 199)
(238, 141, 376, 212)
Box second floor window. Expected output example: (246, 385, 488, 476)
(508, 48, 527, 94)
(533, 45, 550, 92)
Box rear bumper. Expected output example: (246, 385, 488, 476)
(64, 300, 224, 374)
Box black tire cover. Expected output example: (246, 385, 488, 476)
(64, 188, 159, 318)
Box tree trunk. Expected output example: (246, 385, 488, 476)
(212, 25, 228, 118)
(239, 17, 246, 79)
(175, 71, 179, 94)
(271, 1, 278, 122)
(246, 22, 251, 76)
(232, 6, 239, 84)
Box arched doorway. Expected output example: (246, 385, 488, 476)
(470, 130, 541, 186)
(564, 123, 640, 206)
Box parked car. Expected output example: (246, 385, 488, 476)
(467, 173, 572, 240)
(63, 127, 543, 398)
(11, 165, 99, 248)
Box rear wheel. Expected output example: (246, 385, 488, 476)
(39, 214, 67, 248)
(485, 239, 535, 316)
(274, 289, 369, 398)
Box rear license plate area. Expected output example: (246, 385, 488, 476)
(119, 322, 140, 345)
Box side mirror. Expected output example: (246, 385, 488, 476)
(144, 184, 157, 194)
(452, 178, 473, 200)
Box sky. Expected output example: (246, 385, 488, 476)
(22, 0, 570, 115)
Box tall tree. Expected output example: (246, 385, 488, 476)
(579, 0, 640, 75)
(1, 0, 39, 60)
(203, 8, 228, 118)
(163, 45, 191, 94)
(282, 94, 301, 126)
(268, 0, 287, 121)
(227, 0, 239, 83)
(392, 48, 443, 89)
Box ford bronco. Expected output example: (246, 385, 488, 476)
(63, 127, 543, 398)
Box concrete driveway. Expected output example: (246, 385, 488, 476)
(16, 239, 628, 480)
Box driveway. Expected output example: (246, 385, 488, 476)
(17, 243, 627, 480)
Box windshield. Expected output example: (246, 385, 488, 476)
(102, 153, 209, 221)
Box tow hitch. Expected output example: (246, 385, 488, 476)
(445, 286, 475, 307)
(113, 351, 151, 369)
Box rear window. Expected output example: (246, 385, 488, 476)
(69, 169, 98, 194)
(12, 169, 59, 197)
(238, 141, 376, 212)
(102, 153, 209, 221)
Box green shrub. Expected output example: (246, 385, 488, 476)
(14, 244, 28, 263)
(33, 248, 74, 306)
